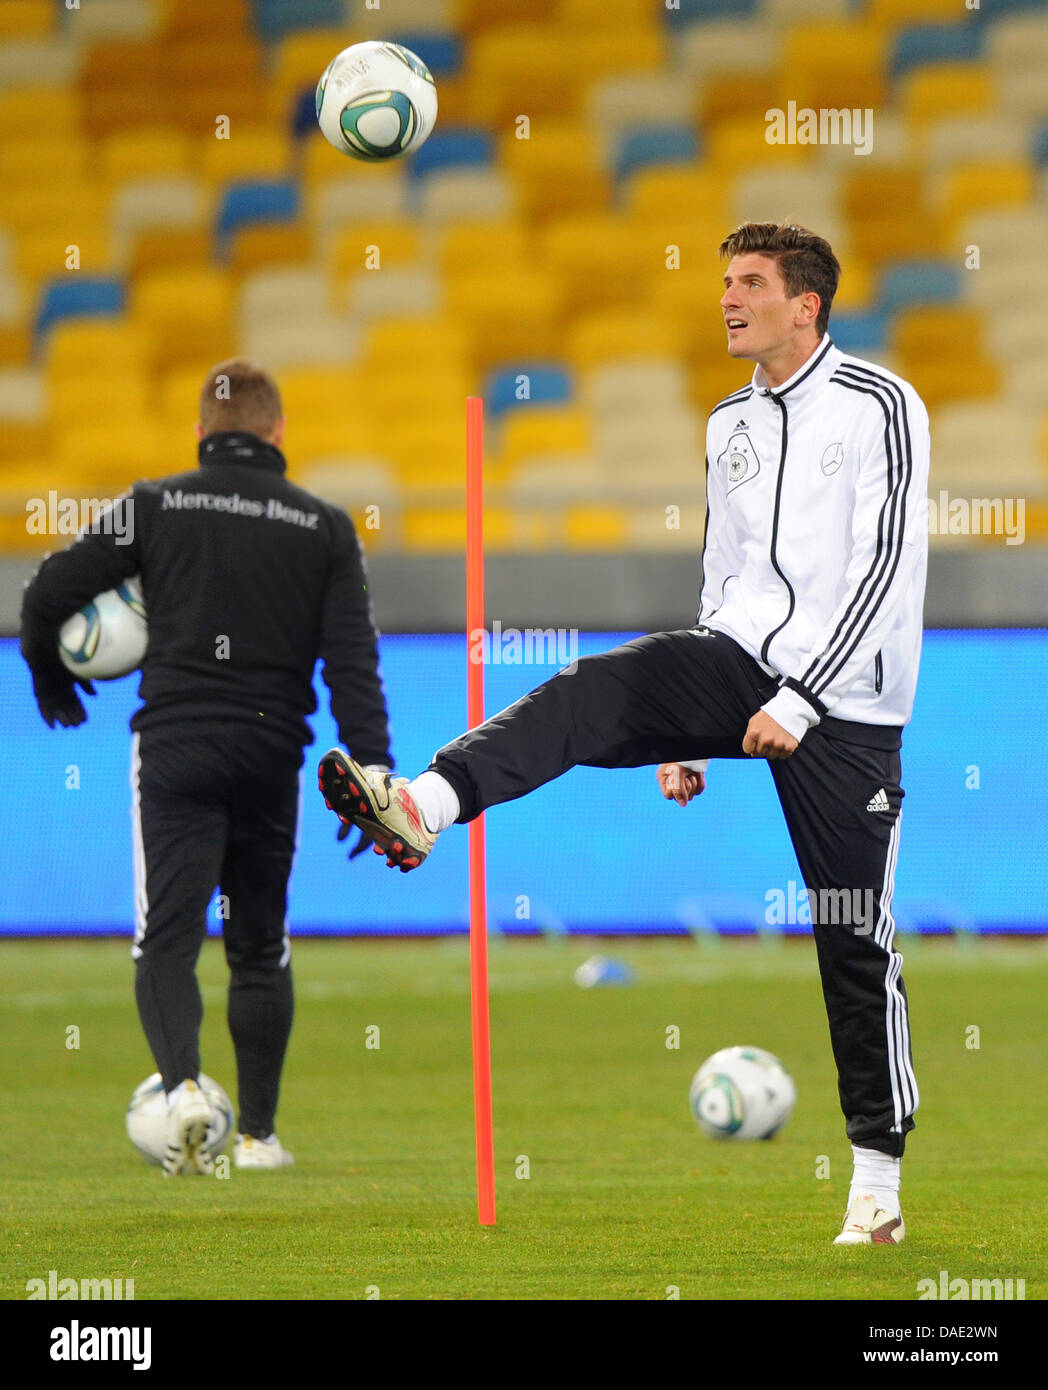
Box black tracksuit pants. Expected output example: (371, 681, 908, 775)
(431, 629, 918, 1157)
(130, 722, 301, 1138)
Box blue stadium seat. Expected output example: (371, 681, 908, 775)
(663, 0, 758, 25)
(407, 128, 494, 180)
(485, 364, 573, 419)
(290, 87, 319, 141)
(215, 179, 300, 248)
(972, 0, 1048, 21)
(614, 126, 699, 183)
(251, 0, 343, 42)
(829, 310, 889, 355)
(389, 33, 463, 78)
(1033, 118, 1048, 166)
(877, 261, 961, 315)
(34, 276, 125, 345)
(890, 23, 984, 81)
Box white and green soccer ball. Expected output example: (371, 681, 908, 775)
(315, 40, 437, 161)
(689, 1045, 796, 1141)
(58, 575, 147, 680)
(126, 1073, 235, 1169)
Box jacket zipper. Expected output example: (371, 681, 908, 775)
(759, 395, 796, 664)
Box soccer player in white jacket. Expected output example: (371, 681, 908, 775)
(319, 222, 929, 1247)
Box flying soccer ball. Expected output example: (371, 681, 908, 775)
(315, 40, 437, 161)
(58, 575, 147, 680)
(126, 1073, 235, 1170)
(689, 1045, 796, 1141)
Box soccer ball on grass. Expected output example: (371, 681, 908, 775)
(126, 1072, 235, 1169)
(689, 1045, 796, 1141)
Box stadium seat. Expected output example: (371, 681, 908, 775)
(589, 72, 698, 144)
(200, 128, 291, 188)
(780, 21, 890, 112)
(307, 172, 410, 234)
(407, 128, 494, 181)
(699, 73, 782, 128)
(66, 0, 159, 42)
(157, 0, 249, 38)
(930, 400, 1045, 496)
(267, 27, 361, 127)
(901, 64, 995, 127)
(45, 321, 152, 393)
(251, 0, 345, 43)
(0, 133, 88, 191)
(0, 83, 77, 140)
(676, 18, 781, 82)
(347, 266, 441, 323)
(499, 120, 611, 222)
(627, 166, 731, 234)
(111, 177, 210, 262)
(417, 167, 516, 224)
(485, 365, 573, 418)
(870, 0, 969, 20)
(663, 0, 758, 23)
(582, 359, 689, 417)
(843, 168, 943, 265)
(563, 503, 630, 551)
(0, 366, 45, 424)
(361, 316, 473, 379)
(15, 228, 115, 293)
(0, 0, 54, 39)
(239, 267, 332, 338)
(130, 266, 236, 371)
(0, 36, 77, 92)
(229, 224, 313, 276)
(935, 162, 1036, 239)
(466, 25, 581, 125)
(438, 218, 534, 281)
(214, 179, 300, 252)
(732, 167, 844, 246)
(877, 260, 961, 314)
(328, 222, 421, 284)
(925, 113, 1032, 168)
(34, 277, 125, 346)
(443, 270, 562, 368)
(705, 117, 811, 172)
(566, 308, 686, 371)
(613, 127, 699, 184)
(497, 405, 591, 467)
(829, 311, 889, 355)
(539, 214, 653, 317)
(242, 317, 359, 373)
(128, 229, 213, 281)
(889, 22, 985, 81)
(101, 128, 193, 186)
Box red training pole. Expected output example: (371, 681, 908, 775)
(466, 395, 496, 1227)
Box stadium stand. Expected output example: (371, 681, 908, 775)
(0, 0, 1046, 553)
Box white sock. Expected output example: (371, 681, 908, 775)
(848, 1144, 901, 1216)
(407, 771, 460, 833)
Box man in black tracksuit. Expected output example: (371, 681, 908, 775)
(21, 358, 391, 1173)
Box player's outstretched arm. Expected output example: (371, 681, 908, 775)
(657, 762, 707, 806)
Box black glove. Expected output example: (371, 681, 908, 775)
(337, 821, 376, 860)
(31, 667, 95, 729)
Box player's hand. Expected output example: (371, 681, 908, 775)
(742, 712, 798, 760)
(31, 668, 95, 729)
(336, 821, 376, 860)
(657, 763, 706, 806)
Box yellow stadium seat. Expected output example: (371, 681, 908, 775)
(1, 184, 108, 236)
(14, 228, 115, 287)
(101, 128, 193, 185)
(483, 504, 555, 552)
(843, 167, 944, 265)
(627, 166, 731, 232)
(129, 228, 213, 280)
(566, 308, 686, 371)
(0, 0, 54, 39)
(936, 161, 1035, 239)
(156, 0, 251, 36)
(46, 320, 152, 381)
(329, 222, 420, 284)
(648, 270, 732, 354)
(0, 85, 76, 139)
(455, 0, 556, 27)
(199, 128, 291, 187)
(498, 406, 591, 466)
(901, 65, 995, 127)
(158, 362, 225, 434)
(402, 506, 467, 552)
(558, 0, 653, 22)
(131, 267, 236, 372)
(444, 269, 563, 368)
(870, 0, 966, 18)
(499, 120, 611, 222)
(49, 372, 152, 430)
(900, 357, 1002, 410)
(439, 219, 534, 281)
(781, 21, 890, 112)
(705, 117, 812, 172)
(390, 419, 471, 485)
(691, 358, 755, 417)
(539, 214, 652, 317)
(701, 74, 783, 128)
(467, 25, 582, 125)
(0, 421, 50, 463)
(0, 136, 89, 190)
(831, 259, 875, 313)
(56, 420, 170, 491)
(360, 319, 474, 394)
(268, 29, 364, 125)
(561, 28, 666, 83)
(228, 224, 313, 277)
(891, 305, 985, 360)
(0, 322, 32, 368)
(564, 503, 629, 550)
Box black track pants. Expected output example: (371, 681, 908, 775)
(432, 629, 917, 1155)
(130, 723, 300, 1139)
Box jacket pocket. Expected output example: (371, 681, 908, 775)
(874, 651, 883, 695)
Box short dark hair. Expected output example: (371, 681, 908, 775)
(719, 222, 841, 336)
(199, 358, 282, 437)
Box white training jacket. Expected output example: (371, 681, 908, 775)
(696, 336, 930, 744)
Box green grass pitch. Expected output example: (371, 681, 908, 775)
(1, 935, 1045, 1301)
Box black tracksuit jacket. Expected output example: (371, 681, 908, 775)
(19, 431, 392, 765)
